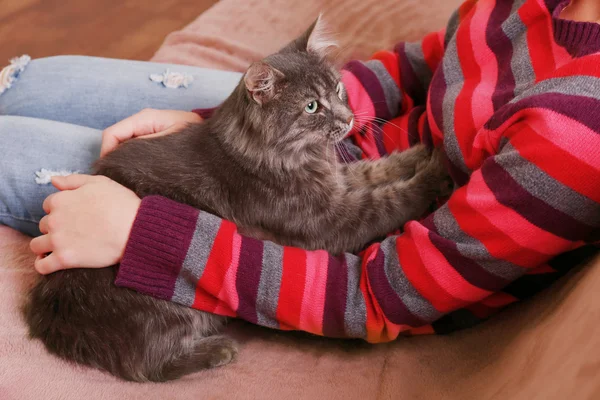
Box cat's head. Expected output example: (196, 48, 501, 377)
(240, 16, 354, 148)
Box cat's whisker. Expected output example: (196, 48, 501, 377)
(352, 117, 410, 139)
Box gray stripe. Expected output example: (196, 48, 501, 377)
(444, 9, 461, 47)
(441, 35, 471, 174)
(172, 212, 221, 307)
(433, 206, 526, 281)
(502, 11, 535, 98)
(366, 60, 401, 118)
(498, 143, 600, 227)
(380, 238, 442, 323)
(511, 75, 600, 104)
(255, 241, 283, 329)
(344, 253, 367, 338)
(404, 42, 434, 92)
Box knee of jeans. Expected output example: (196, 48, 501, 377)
(0, 55, 30, 98)
(0, 214, 41, 237)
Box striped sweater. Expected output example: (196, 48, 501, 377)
(115, 0, 600, 342)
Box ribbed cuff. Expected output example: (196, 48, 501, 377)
(191, 107, 218, 119)
(115, 195, 200, 300)
(552, 0, 600, 56)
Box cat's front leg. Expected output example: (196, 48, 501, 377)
(345, 144, 431, 188)
(325, 148, 452, 253)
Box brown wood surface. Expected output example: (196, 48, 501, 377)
(0, 0, 217, 63)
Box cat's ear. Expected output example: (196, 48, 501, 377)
(244, 61, 286, 105)
(283, 14, 338, 58)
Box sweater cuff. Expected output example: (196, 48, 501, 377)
(191, 107, 217, 119)
(115, 195, 200, 300)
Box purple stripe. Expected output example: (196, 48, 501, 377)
(396, 43, 426, 105)
(486, 0, 516, 110)
(422, 211, 512, 291)
(548, 245, 598, 273)
(235, 236, 264, 324)
(343, 61, 391, 120)
(427, 232, 511, 291)
(446, 156, 470, 187)
(366, 247, 426, 326)
(486, 92, 600, 132)
(407, 106, 424, 146)
(421, 118, 434, 149)
(483, 158, 595, 241)
(544, 0, 563, 10)
(428, 66, 447, 140)
(322, 255, 349, 337)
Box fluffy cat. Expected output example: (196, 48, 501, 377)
(23, 17, 450, 382)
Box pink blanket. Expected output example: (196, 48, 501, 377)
(2, 0, 599, 398)
(2, 226, 599, 399)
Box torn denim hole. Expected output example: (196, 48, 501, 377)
(149, 69, 194, 89)
(35, 169, 79, 185)
(0, 55, 31, 96)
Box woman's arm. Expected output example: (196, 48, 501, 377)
(115, 113, 600, 342)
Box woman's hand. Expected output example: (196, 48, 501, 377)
(100, 108, 202, 157)
(30, 174, 141, 274)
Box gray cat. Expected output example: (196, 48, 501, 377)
(23, 18, 450, 382)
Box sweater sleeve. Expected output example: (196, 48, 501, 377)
(338, 1, 476, 160)
(116, 112, 600, 342)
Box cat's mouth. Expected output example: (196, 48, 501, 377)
(345, 117, 355, 136)
(337, 117, 354, 141)
(327, 118, 355, 142)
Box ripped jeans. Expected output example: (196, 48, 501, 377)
(0, 55, 241, 237)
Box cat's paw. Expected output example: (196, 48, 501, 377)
(389, 144, 431, 180)
(416, 147, 453, 197)
(204, 336, 238, 368)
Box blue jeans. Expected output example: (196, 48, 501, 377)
(0, 55, 241, 237)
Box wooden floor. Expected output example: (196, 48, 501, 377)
(0, 0, 217, 63)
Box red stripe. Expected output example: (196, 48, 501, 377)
(360, 246, 389, 342)
(479, 292, 518, 308)
(453, 6, 481, 170)
(448, 184, 547, 267)
(276, 247, 307, 330)
(397, 234, 468, 313)
(193, 220, 236, 313)
(551, 54, 600, 79)
(382, 116, 408, 152)
(421, 31, 445, 73)
(372, 50, 401, 87)
(519, 1, 555, 81)
(509, 126, 600, 203)
(458, 0, 478, 19)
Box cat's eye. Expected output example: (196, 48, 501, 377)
(305, 100, 319, 114)
(336, 82, 344, 99)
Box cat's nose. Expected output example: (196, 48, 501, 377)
(347, 116, 353, 124)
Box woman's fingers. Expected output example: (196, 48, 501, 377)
(30, 234, 53, 256)
(34, 253, 62, 275)
(42, 192, 58, 214)
(138, 122, 188, 140)
(39, 215, 49, 234)
(100, 109, 203, 157)
(100, 114, 146, 157)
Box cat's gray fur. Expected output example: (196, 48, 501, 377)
(23, 18, 450, 382)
